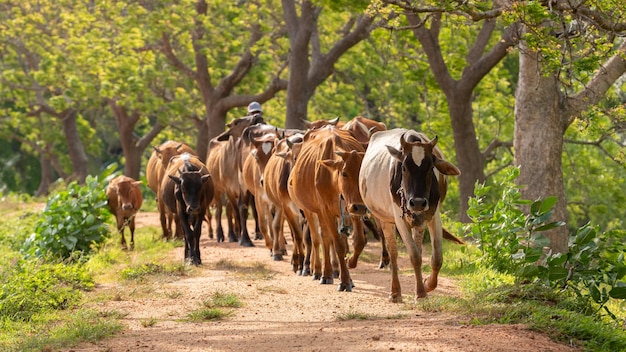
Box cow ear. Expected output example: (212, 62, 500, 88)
(276, 151, 288, 159)
(386, 145, 403, 161)
(434, 158, 461, 176)
(168, 175, 182, 185)
(133, 181, 142, 186)
(319, 159, 341, 170)
(335, 150, 348, 160)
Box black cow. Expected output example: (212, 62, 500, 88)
(161, 153, 213, 265)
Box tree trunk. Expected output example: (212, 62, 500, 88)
(514, 42, 569, 253)
(447, 93, 486, 222)
(35, 154, 54, 196)
(62, 110, 89, 184)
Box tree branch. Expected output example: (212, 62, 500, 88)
(564, 41, 626, 124)
(160, 33, 197, 80)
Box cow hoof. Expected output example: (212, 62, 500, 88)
(229, 235, 238, 243)
(338, 282, 353, 292)
(388, 295, 403, 303)
(319, 277, 333, 285)
(302, 268, 311, 276)
(312, 273, 321, 280)
(240, 240, 255, 247)
(332, 270, 340, 279)
(254, 232, 263, 240)
(378, 260, 389, 269)
(296, 269, 303, 276)
(273, 254, 283, 261)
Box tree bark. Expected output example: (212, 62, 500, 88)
(61, 110, 89, 184)
(35, 154, 54, 196)
(515, 38, 626, 253)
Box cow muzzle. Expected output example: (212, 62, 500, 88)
(122, 203, 134, 211)
(347, 203, 368, 216)
(408, 197, 429, 213)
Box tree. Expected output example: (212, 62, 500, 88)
(281, 0, 388, 128)
(513, 0, 626, 252)
(144, 0, 288, 159)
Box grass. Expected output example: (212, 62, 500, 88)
(336, 310, 408, 321)
(185, 291, 242, 322)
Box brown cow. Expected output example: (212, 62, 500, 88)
(145, 140, 196, 240)
(205, 114, 263, 246)
(106, 175, 143, 250)
(160, 153, 213, 265)
(261, 134, 307, 272)
(288, 126, 367, 291)
(359, 129, 461, 302)
(241, 131, 285, 258)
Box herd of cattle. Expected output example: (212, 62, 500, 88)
(105, 113, 462, 302)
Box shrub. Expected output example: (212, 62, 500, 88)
(0, 261, 94, 321)
(22, 175, 111, 261)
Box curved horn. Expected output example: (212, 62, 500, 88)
(302, 119, 312, 129)
(329, 116, 340, 125)
(399, 132, 409, 152)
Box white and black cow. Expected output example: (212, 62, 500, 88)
(359, 128, 460, 302)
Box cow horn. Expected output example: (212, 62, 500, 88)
(399, 132, 409, 151)
(430, 135, 439, 147)
(329, 116, 340, 125)
(303, 119, 312, 128)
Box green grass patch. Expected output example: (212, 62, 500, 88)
(336, 310, 407, 321)
(0, 309, 123, 352)
(186, 308, 230, 322)
(185, 291, 242, 322)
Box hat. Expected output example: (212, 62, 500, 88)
(247, 101, 262, 114)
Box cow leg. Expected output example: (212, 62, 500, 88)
(284, 205, 305, 274)
(225, 196, 240, 243)
(347, 215, 366, 269)
(233, 193, 254, 247)
(158, 201, 171, 240)
(214, 194, 225, 242)
(424, 214, 443, 292)
(381, 222, 402, 302)
(129, 217, 136, 251)
(117, 216, 128, 250)
(364, 216, 389, 269)
(254, 196, 274, 256)
(250, 196, 263, 241)
(304, 212, 324, 281)
(316, 214, 336, 285)
(205, 205, 214, 239)
(269, 207, 284, 261)
(302, 221, 312, 276)
(191, 214, 203, 266)
(399, 219, 426, 299)
(321, 212, 353, 292)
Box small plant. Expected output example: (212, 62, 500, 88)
(186, 308, 229, 322)
(203, 291, 242, 308)
(140, 317, 158, 327)
(120, 263, 164, 280)
(22, 174, 112, 261)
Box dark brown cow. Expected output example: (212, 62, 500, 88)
(106, 175, 143, 250)
(288, 126, 367, 291)
(145, 140, 196, 240)
(359, 129, 461, 302)
(161, 153, 213, 265)
(205, 114, 263, 246)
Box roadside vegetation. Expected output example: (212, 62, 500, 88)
(0, 170, 624, 351)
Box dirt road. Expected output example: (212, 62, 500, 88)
(71, 212, 580, 352)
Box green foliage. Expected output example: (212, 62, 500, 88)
(22, 175, 111, 260)
(0, 261, 93, 322)
(467, 166, 564, 275)
(467, 166, 626, 321)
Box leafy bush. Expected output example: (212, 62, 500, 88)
(0, 261, 94, 321)
(466, 167, 563, 275)
(467, 166, 626, 320)
(22, 175, 111, 260)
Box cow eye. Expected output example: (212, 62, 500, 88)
(341, 171, 348, 178)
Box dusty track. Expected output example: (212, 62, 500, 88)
(70, 212, 580, 352)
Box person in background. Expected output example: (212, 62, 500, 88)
(248, 101, 262, 118)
